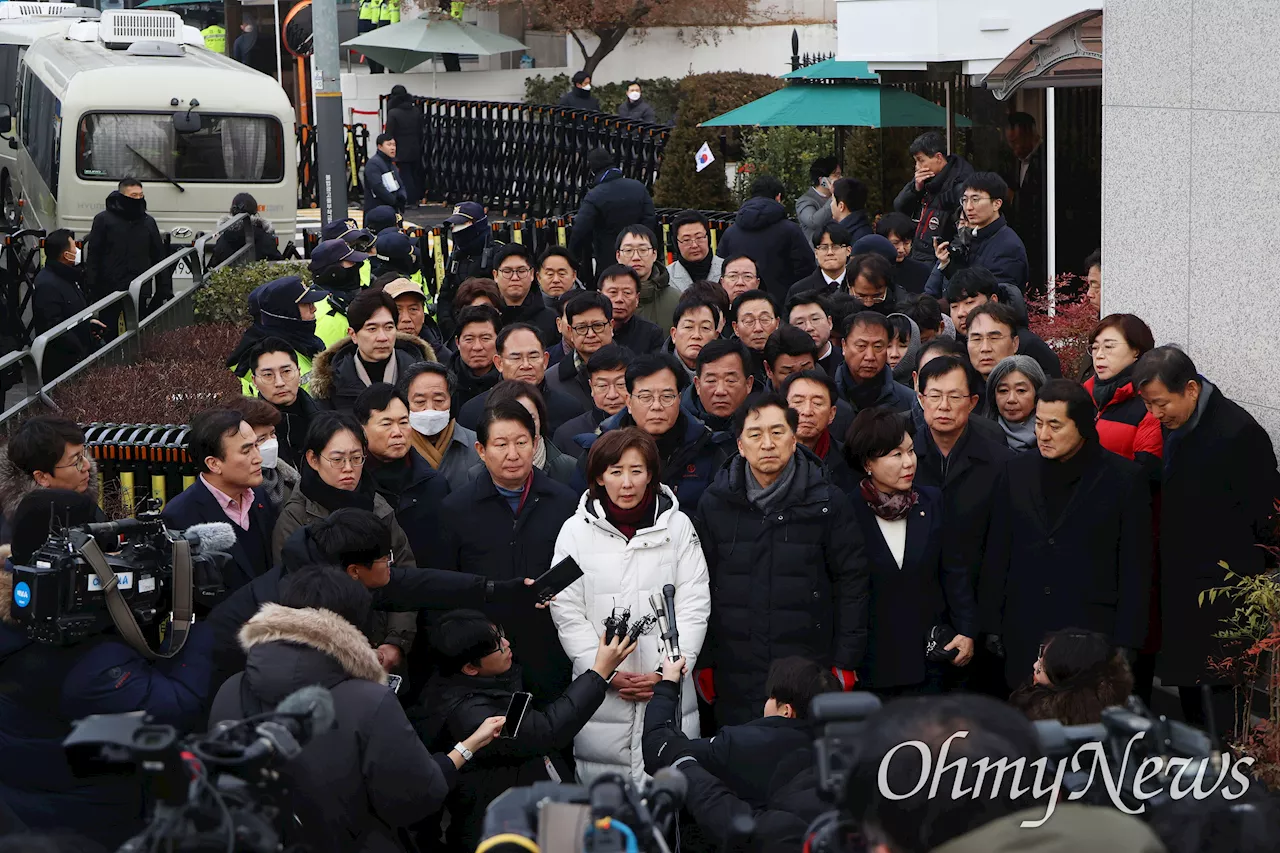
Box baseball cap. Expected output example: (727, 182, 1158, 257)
(320, 218, 358, 241)
(258, 275, 329, 318)
(310, 239, 371, 274)
(444, 201, 485, 227)
(364, 206, 400, 234)
(383, 277, 425, 302)
(376, 231, 415, 261)
(851, 234, 898, 265)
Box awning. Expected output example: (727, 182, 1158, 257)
(700, 83, 972, 129)
(137, 0, 221, 7)
(982, 9, 1102, 101)
(780, 59, 879, 81)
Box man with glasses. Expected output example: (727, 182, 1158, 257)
(163, 408, 277, 593)
(965, 302, 1022, 414)
(457, 323, 585, 432)
(616, 224, 680, 331)
(684, 338, 754, 434)
(600, 264, 665, 354)
(911, 356, 1014, 695)
(847, 254, 905, 315)
(0, 416, 100, 545)
(668, 210, 724, 293)
(933, 172, 1030, 292)
(248, 338, 321, 468)
(719, 255, 762, 305)
(834, 312, 916, 419)
(575, 353, 733, 509)
(666, 295, 721, 381)
(787, 222, 852, 302)
(730, 291, 780, 386)
(786, 292, 840, 378)
(568, 146, 657, 280)
(553, 344, 632, 460)
(491, 244, 560, 346)
(546, 292, 615, 409)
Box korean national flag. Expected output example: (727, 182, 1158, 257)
(695, 142, 715, 173)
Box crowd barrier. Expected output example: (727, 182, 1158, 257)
(84, 422, 196, 513)
(298, 123, 371, 209)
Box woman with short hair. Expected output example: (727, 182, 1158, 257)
(1084, 313, 1162, 480)
(550, 427, 710, 785)
(987, 355, 1048, 452)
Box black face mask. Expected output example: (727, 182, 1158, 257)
(319, 265, 362, 293)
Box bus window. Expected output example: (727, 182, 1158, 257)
(76, 112, 285, 183)
(20, 70, 57, 197)
(0, 45, 19, 110)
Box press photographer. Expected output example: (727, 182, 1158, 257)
(0, 490, 219, 849)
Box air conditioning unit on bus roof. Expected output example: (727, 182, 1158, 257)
(66, 9, 203, 50)
(0, 3, 98, 19)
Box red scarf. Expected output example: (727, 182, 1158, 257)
(812, 429, 832, 461)
(604, 487, 656, 541)
(859, 477, 919, 521)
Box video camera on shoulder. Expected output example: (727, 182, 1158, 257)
(9, 503, 235, 648)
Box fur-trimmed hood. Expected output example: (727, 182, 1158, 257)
(0, 442, 99, 523)
(0, 569, 14, 625)
(308, 332, 435, 402)
(239, 603, 387, 689)
(215, 212, 276, 237)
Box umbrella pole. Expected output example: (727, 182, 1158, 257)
(945, 77, 955, 152)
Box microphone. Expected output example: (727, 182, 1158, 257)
(662, 583, 679, 660)
(182, 521, 237, 554)
(271, 684, 336, 748)
(646, 767, 688, 839)
(649, 592, 670, 657)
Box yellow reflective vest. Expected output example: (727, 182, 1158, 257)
(359, 0, 379, 22)
(379, 0, 400, 24)
(201, 24, 226, 53)
(236, 352, 315, 396)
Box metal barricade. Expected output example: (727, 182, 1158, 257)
(298, 123, 370, 208)
(83, 422, 197, 513)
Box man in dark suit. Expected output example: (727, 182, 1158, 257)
(1135, 347, 1280, 732)
(162, 409, 277, 595)
(1004, 112, 1046, 290)
(786, 222, 851, 303)
(980, 380, 1152, 689)
(912, 355, 1014, 694)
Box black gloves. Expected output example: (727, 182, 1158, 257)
(486, 577, 539, 607)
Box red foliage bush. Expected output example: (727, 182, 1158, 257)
(1025, 274, 1100, 380)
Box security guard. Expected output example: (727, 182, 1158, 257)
(357, 0, 385, 72)
(201, 20, 226, 53)
(379, 0, 400, 25)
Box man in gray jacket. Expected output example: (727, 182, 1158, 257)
(617, 81, 658, 124)
(796, 156, 840, 244)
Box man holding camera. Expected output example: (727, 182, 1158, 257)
(0, 416, 99, 545)
(0, 489, 215, 849)
(933, 172, 1030, 292)
(163, 409, 277, 594)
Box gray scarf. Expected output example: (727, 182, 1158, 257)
(999, 415, 1038, 452)
(746, 453, 800, 515)
(354, 352, 398, 388)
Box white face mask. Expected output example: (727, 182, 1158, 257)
(627, 91, 640, 101)
(258, 437, 279, 469)
(69, 248, 82, 266)
(409, 408, 451, 437)
(581, 84, 591, 91)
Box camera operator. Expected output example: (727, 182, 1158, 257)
(0, 490, 215, 850)
(210, 565, 504, 853)
(1010, 627, 1134, 726)
(848, 694, 1164, 853)
(0, 416, 100, 546)
(415, 608, 638, 851)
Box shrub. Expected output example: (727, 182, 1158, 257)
(524, 74, 681, 124)
(733, 127, 829, 214)
(653, 71, 784, 210)
(194, 260, 311, 326)
(1025, 276, 1098, 380)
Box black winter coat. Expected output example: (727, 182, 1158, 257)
(617, 97, 658, 124)
(543, 349, 593, 411)
(417, 665, 609, 850)
(500, 287, 560, 347)
(437, 469, 578, 703)
(445, 347, 501, 412)
(612, 314, 666, 354)
(893, 153, 974, 265)
(979, 441, 1152, 687)
(385, 100, 424, 164)
(209, 217, 283, 267)
(85, 191, 165, 297)
(456, 377, 585, 435)
(694, 451, 870, 726)
(568, 171, 657, 277)
(31, 261, 96, 382)
(363, 149, 408, 212)
(943, 215, 1030, 291)
(553, 408, 605, 459)
(850, 485, 977, 689)
(716, 197, 817, 305)
(1156, 387, 1280, 685)
(913, 424, 1015, 593)
(211, 604, 449, 853)
(272, 388, 323, 468)
(833, 363, 917, 429)
(368, 449, 451, 564)
(557, 86, 601, 112)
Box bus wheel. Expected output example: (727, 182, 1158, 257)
(1, 176, 17, 230)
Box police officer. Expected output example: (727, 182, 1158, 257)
(357, 0, 385, 73)
(201, 16, 226, 53)
(438, 201, 492, 340)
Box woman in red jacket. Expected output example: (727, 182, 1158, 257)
(1083, 314, 1162, 479)
(1083, 312, 1162, 705)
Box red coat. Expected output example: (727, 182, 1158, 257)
(1083, 376, 1163, 466)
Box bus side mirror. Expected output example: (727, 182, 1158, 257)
(0, 104, 11, 135)
(172, 111, 200, 134)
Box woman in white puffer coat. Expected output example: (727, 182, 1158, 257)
(550, 427, 710, 786)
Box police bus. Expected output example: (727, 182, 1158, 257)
(0, 8, 297, 244)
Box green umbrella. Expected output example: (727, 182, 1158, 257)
(779, 59, 879, 81)
(342, 16, 527, 74)
(700, 83, 972, 128)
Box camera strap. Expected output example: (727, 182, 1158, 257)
(76, 535, 194, 661)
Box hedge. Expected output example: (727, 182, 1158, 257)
(524, 74, 681, 125)
(193, 260, 312, 326)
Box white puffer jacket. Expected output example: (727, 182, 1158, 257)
(550, 485, 710, 786)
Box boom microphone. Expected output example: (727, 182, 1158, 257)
(183, 521, 237, 554)
(272, 684, 336, 747)
(662, 583, 679, 660)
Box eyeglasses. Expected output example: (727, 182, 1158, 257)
(571, 320, 611, 336)
(591, 378, 628, 394)
(960, 194, 991, 206)
(923, 392, 973, 405)
(486, 626, 508, 655)
(496, 266, 532, 279)
(501, 352, 544, 365)
(1090, 341, 1125, 354)
(618, 246, 655, 259)
(736, 314, 776, 329)
(632, 390, 679, 408)
(968, 332, 1010, 345)
(56, 451, 89, 471)
(676, 234, 708, 247)
(254, 365, 298, 383)
(854, 292, 887, 305)
(321, 452, 365, 469)
(815, 243, 849, 254)
(722, 273, 757, 284)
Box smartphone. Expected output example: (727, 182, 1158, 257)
(500, 691, 533, 738)
(387, 674, 403, 694)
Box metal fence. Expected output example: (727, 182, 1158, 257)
(399, 97, 669, 216)
(85, 422, 198, 512)
(298, 123, 371, 208)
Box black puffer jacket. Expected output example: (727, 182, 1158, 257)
(85, 190, 165, 297)
(892, 153, 975, 265)
(384, 96, 424, 165)
(694, 450, 870, 726)
(715, 196, 816, 304)
(210, 604, 450, 853)
(209, 214, 283, 267)
(567, 170, 657, 276)
(416, 664, 609, 851)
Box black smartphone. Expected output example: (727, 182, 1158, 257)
(533, 557, 584, 604)
(387, 674, 402, 694)
(500, 691, 533, 738)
